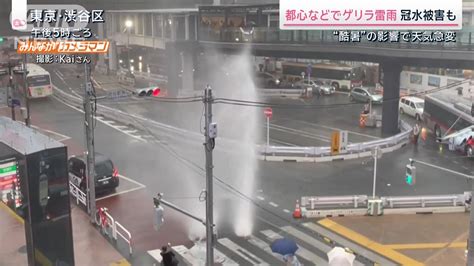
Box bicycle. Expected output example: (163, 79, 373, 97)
(95, 207, 111, 236)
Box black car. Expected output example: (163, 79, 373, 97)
(68, 153, 119, 194)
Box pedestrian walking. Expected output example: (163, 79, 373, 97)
(413, 123, 421, 145)
(161, 245, 178, 266)
(283, 254, 301, 266)
(362, 103, 370, 114)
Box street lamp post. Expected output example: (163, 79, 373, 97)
(125, 20, 133, 72)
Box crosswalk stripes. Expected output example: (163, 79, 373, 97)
(261, 229, 328, 265)
(281, 226, 364, 266)
(172, 222, 384, 265)
(218, 238, 269, 265)
(247, 235, 284, 261)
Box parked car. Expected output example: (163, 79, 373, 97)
(294, 79, 335, 95)
(349, 87, 383, 104)
(68, 153, 119, 194)
(399, 97, 424, 121)
(254, 72, 281, 88)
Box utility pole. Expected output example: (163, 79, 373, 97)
(22, 54, 30, 126)
(7, 64, 15, 121)
(204, 86, 216, 266)
(83, 63, 96, 223)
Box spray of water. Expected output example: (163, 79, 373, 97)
(204, 50, 261, 237)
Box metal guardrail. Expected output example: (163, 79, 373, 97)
(301, 192, 471, 217)
(382, 194, 466, 209)
(69, 181, 87, 206)
(116, 221, 133, 256)
(302, 193, 469, 210)
(302, 195, 368, 209)
(263, 120, 412, 158)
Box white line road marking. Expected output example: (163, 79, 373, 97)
(247, 236, 284, 261)
(117, 174, 146, 188)
(96, 186, 145, 201)
(218, 238, 269, 266)
(281, 225, 331, 252)
(271, 139, 297, 146)
(123, 129, 138, 134)
(257, 196, 265, 201)
(55, 69, 64, 78)
(269, 124, 331, 142)
(283, 209, 290, 213)
(69, 89, 81, 98)
(454, 160, 460, 164)
(22, 124, 71, 142)
(52, 94, 147, 143)
(269, 202, 278, 207)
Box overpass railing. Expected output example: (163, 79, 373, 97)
(199, 28, 474, 50)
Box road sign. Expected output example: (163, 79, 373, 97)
(340, 131, 348, 153)
(331, 131, 340, 155)
(264, 107, 272, 118)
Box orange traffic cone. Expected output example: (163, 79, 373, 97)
(293, 200, 302, 219)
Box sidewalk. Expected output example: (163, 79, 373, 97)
(0, 201, 127, 266)
(317, 213, 468, 266)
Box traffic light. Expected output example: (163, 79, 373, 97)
(405, 164, 416, 185)
(135, 87, 161, 97)
(0, 37, 4, 43)
(153, 196, 164, 231)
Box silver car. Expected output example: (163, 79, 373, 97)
(314, 80, 336, 95)
(349, 87, 383, 104)
(296, 80, 335, 95)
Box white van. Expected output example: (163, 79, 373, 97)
(399, 96, 424, 121)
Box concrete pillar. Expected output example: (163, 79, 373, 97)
(381, 62, 402, 136)
(108, 40, 118, 73)
(166, 42, 180, 97)
(185, 15, 190, 40)
(170, 16, 177, 41)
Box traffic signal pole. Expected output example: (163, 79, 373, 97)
(204, 86, 215, 266)
(7, 66, 15, 121)
(409, 158, 474, 265)
(22, 54, 30, 126)
(83, 63, 96, 224)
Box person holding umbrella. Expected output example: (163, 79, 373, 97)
(271, 238, 301, 265)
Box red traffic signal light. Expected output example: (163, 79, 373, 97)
(136, 87, 161, 97)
